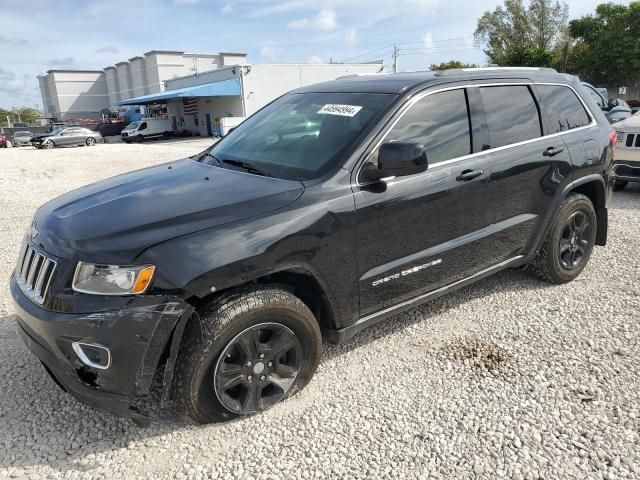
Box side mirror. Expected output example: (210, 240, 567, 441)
(608, 98, 619, 109)
(363, 142, 428, 182)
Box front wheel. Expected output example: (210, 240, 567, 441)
(86, 137, 96, 146)
(136, 135, 144, 143)
(174, 287, 322, 424)
(528, 194, 597, 284)
(43, 140, 55, 149)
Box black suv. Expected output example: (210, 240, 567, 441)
(10, 68, 614, 425)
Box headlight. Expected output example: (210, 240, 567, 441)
(72, 262, 156, 295)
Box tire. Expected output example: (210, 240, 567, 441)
(174, 287, 322, 424)
(162, 131, 170, 140)
(613, 180, 628, 192)
(43, 140, 55, 149)
(528, 194, 597, 284)
(86, 137, 96, 146)
(136, 135, 144, 143)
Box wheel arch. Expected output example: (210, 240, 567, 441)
(187, 266, 339, 333)
(564, 175, 608, 246)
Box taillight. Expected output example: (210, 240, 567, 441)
(609, 130, 617, 147)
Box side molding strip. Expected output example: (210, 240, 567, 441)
(326, 255, 525, 344)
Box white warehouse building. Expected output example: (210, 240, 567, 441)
(38, 50, 248, 120)
(117, 62, 384, 137)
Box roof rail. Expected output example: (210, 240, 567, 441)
(433, 67, 558, 77)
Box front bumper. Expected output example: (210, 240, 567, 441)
(10, 274, 190, 420)
(612, 158, 640, 183)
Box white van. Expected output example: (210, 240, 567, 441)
(121, 118, 173, 143)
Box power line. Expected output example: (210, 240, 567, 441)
(339, 45, 394, 63)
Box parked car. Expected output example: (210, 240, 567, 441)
(11, 68, 614, 425)
(612, 112, 640, 191)
(0, 134, 7, 148)
(12, 131, 33, 147)
(121, 118, 172, 142)
(31, 127, 102, 149)
(582, 82, 632, 123)
(13, 122, 29, 128)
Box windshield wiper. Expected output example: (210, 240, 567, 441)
(204, 151, 222, 167)
(222, 159, 274, 177)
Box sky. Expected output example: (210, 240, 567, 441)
(0, 0, 620, 110)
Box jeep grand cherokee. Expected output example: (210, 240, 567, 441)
(10, 68, 614, 425)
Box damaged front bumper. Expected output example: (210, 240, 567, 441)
(10, 274, 192, 422)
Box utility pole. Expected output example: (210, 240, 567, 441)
(392, 45, 399, 73)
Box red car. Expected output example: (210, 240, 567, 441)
(0, 134, 7, 148)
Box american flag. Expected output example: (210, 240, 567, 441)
(183, 97, 198, 115)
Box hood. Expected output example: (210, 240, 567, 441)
(32, 133, 53, 140)
(32, 159, 304, 263)
(613, 112, 640, 131)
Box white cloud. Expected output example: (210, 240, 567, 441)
(259, 46, 279, 62)
(96, 45, 118, 54)
(307, 55, 323, 64)
(345, 28, 357, 48)
(220, 3, 233, 14)
(0, 68, 27, 95)
(248, 0, 310, 18)
(287, 9, 338, 31)
(423, 32, 434, 50)
(48, 57, 75, 67)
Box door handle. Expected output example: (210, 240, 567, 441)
(543, 146, 564, 157)
(456, 169, 484, 181)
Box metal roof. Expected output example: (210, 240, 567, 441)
(117, 77, 241, 105)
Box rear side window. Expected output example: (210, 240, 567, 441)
(537, 85, 592, 133)
(479, 86, 541, 149)
(384, 89, 471, 164)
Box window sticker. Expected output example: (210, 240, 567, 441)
(317, 104, 363, 117)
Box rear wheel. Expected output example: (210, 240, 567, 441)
(162, 131, 170, 140)
(86, 137, 96, 146)
(174, 287, 322, 424)
(528, 194, 596, 284)
(613, 180, 628, 192)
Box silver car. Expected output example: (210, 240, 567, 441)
(12, 131, 33, 147)
(32, 127, 102, 149)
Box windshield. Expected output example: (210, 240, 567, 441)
(126, 121, 141, 130)
(203, 92, 395, 180)
(50, 127, 64, 135)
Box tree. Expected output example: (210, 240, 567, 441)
(568, 2, 640, 86)
(475, 0, 569, 67)
(18, 108, 39, 125)
(0, 108, 11, 127)
(429, 60, 478, 71)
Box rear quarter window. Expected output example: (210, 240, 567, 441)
(537, 85, 592, 134)
(479, 86, 542, 149)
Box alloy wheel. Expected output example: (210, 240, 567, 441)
(213, 322, 303, 415)
(86, 137, 96, 146)
(559, 211, 590, 270)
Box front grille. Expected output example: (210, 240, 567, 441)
(623, 133, 640, 148)
(122, 132, 128, 137)
(15, 243, 57, 304)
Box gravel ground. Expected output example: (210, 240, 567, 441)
(0, 141, 638, 480)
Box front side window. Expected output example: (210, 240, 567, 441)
(381, 89, 472, 165)
(537, 85, 591, 133)
(206, 92, 395, 180)
(139, 122, 147, 130)
(479, 86, 542, 149)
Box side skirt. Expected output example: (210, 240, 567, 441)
(323, 255, 528, 344)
